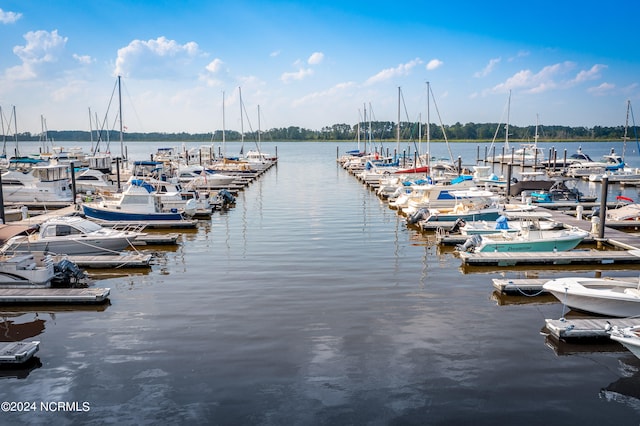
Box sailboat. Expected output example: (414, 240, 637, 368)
(487, 92, 545, 166)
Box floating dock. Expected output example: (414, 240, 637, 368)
(544, 317, 640, 340)
(493, 276, 640, 294)
(65, 254, 152, 268)
(492, 278, 549, 294)
(0, 287, 110, 304)
(459, 249, 640, 266)
(0, 341, 40, 364)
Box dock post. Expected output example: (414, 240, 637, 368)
(506, 163, 512, 199)
(457, 156, 462, 176)
(116, 157, 122, 192)
(598, 176, 609, 244)
(0, 172, 5, 224)
(70, 161, 77, 204)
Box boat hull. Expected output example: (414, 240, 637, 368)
(82, 204, 183, 222)
(544, 278, 640, 317)
(4, 237, 134, 256)
(476, 235, 585, 253)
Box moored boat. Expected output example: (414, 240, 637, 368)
(1, 216, 141, 256)
(543, 277, 640, 317)
(608, 325, 640, 359)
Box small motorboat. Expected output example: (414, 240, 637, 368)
(607, 325, 640, 359)
(456, 211, 589, 253)
(543, 277, 640, 317)
(1, 216, 142, 256)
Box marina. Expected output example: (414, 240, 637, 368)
(1, 141, 640, 424)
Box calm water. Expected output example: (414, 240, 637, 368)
(2, 141, 640, 425)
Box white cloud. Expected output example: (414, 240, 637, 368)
(364, 58, 422, 85)
(281, 68, 314, 83)
(487, 61, 577, 94)
(308, 52, 324, 65)
(270, 50, 281, 57)
(474, 57, 500, 77)
(114, 36, 201, 79)
(205, 58, 224, 73)
(0, 8, 22, 24)
(73, 54, 93, 65)
(293, 81, 355, 106)
(426, 58, 443, 71)
(6, 30, 68, 80)
(572, 64, 607, 84)
(588, 82, 615, 96)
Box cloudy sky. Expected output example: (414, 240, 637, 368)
(0, 0, 638, 135)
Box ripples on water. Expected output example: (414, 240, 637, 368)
(1, 141, 640, 424)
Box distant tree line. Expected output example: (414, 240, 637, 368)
(4, 121, 636, 143)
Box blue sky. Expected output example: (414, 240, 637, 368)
(0, 0, 638, 135)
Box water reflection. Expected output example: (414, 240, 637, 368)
(491, 290, 558, 306)
(0, 314, 46, 341)
(600, 357, 640, 412)
(0, 357, 42, 379)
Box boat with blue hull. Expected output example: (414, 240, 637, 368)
(81, 181, 195, 222)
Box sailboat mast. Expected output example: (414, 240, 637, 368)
(396, 86, 401, 155)
(117, 75, 124, 159)
(426, 81, 431, 172)
(363, 103, 367, 155)
(257, 104, 261, 152)
(13, 105, 18, 158)
(88, 107, 94, 151)
(239, 86, 244, 155)
(505, 90, 511, 151)
(222, 91, 226, 157)
(0, 106, 5, 157)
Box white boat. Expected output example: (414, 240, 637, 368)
(588, 168, 640, 183)
(74, 168, 118, 194)
(566, 161, 607, 178)
(459, 211, 562, 235)
(2, 164, 73, 203)
(1, 216, 141, 256)
(608, 325, 640, 359)
(176, 165, 236, 188)
(82, 181, 197, 222)
(0, 253, 56, 287)
(132, 176, 213, 217)
(607, 203, 640, 221)
(410, 192, 503, 226)
(396, 177, 478, 214)
(458, 212, 589, 253)
(543, 277, 640, 317)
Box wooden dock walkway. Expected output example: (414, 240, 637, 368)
(459, 249, 640, 266)
(65, 254, 152, 268)
(0, 287, 110, 304)
(545, 317, 640, 340)
(0, 341, 40, 364)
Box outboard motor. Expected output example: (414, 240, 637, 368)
(407, 208, 428, 225)
(450, 218, 466, 233)
(216, 189, 236, 207)
(456, 234, 482, 252)
(53, 259, 88, 286)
